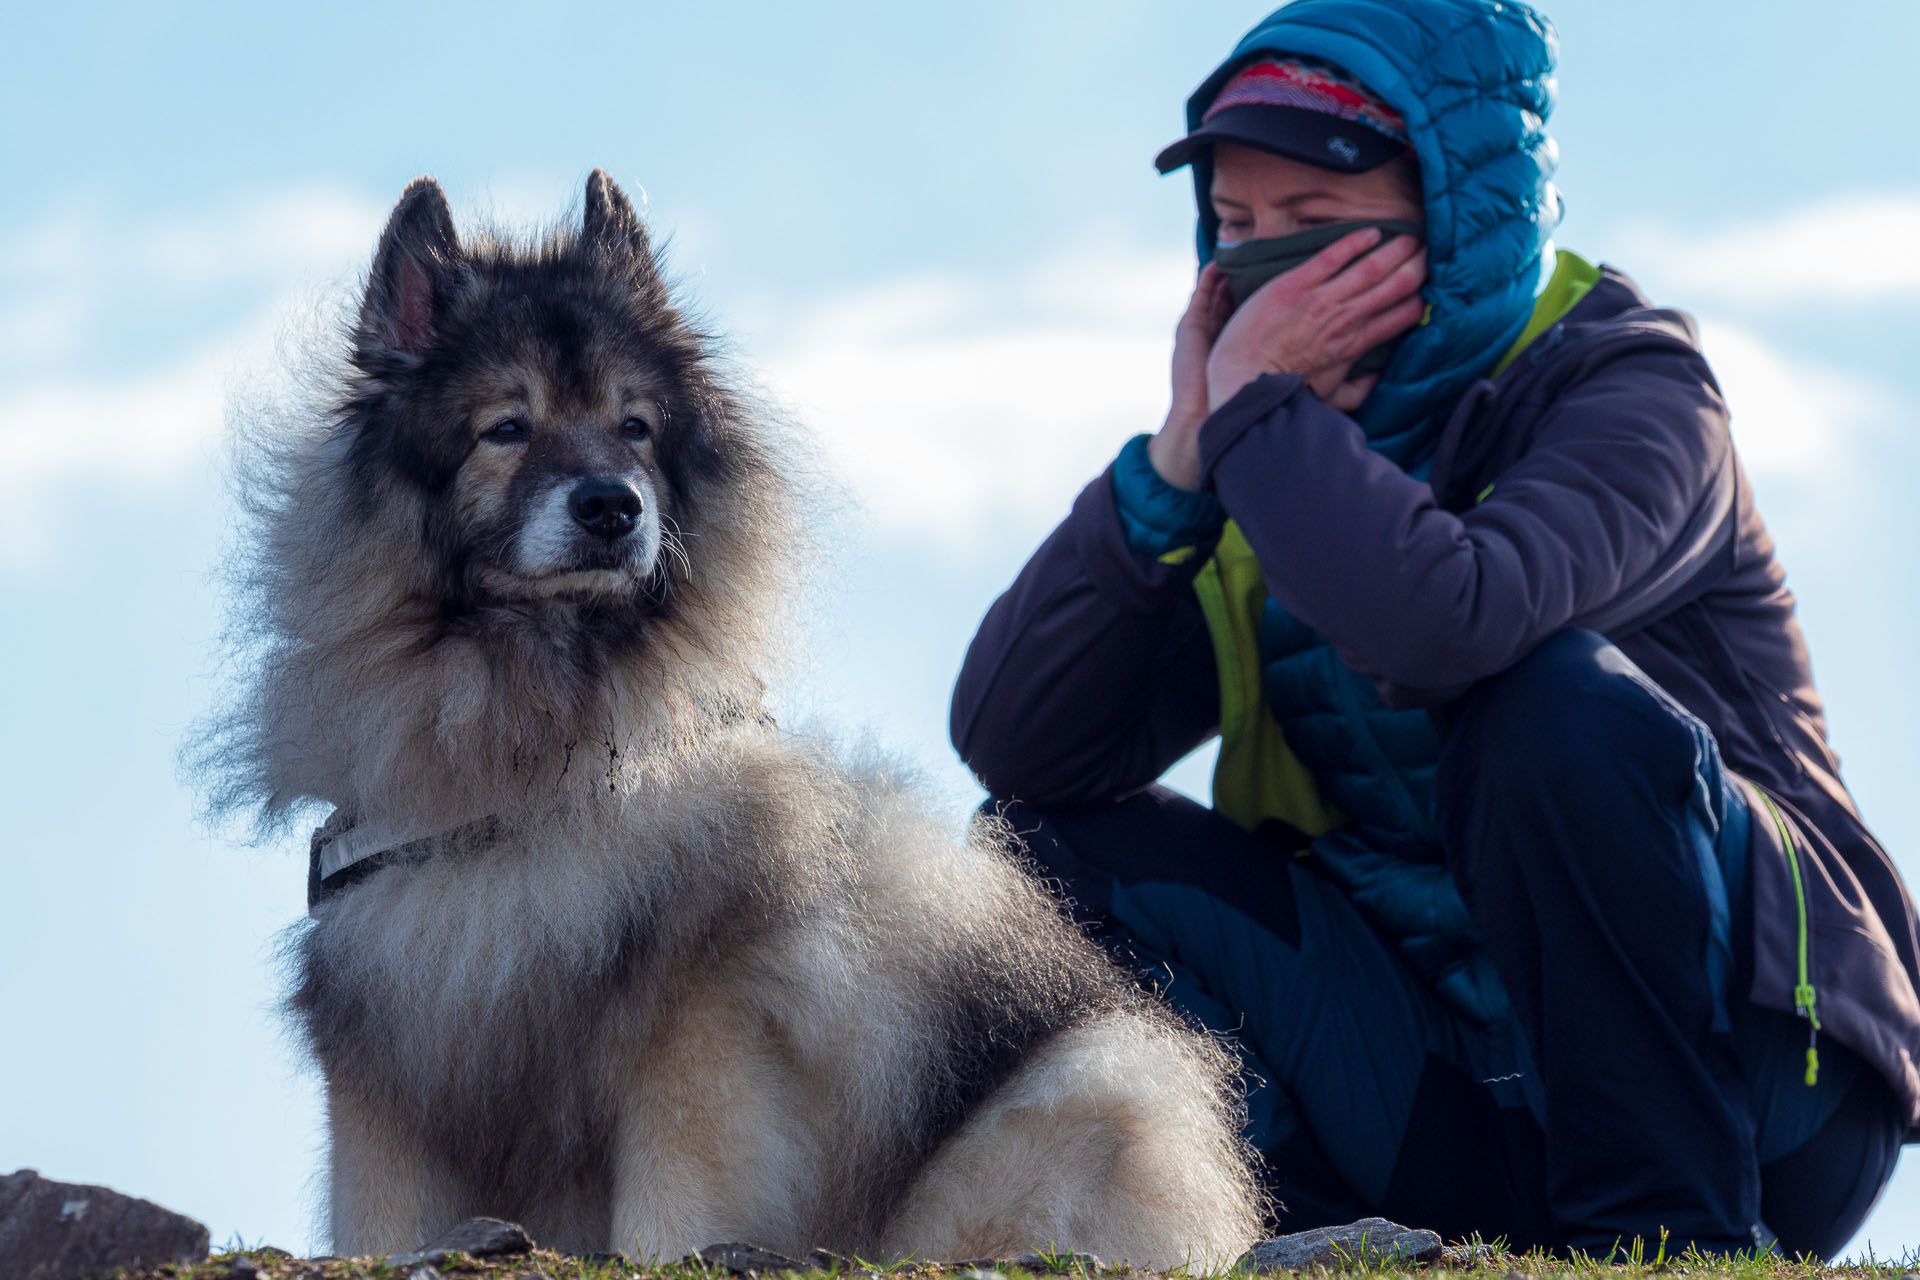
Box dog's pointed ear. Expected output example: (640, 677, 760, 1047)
(359, 177, 460, 359)
(582, 168, 664, 290)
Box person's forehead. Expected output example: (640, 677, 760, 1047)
(1210, 143, 1349, 199)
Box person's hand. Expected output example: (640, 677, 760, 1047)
(1205, 228, 1426, 415)
(1147, 262, 1233, 490)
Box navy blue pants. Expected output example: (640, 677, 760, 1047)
(997, 631, 1901, 1258)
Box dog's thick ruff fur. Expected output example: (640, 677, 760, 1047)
(196, 171, 1262, 1265)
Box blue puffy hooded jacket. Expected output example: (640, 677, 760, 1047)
(1182, 0, 1562, 465)
(1168, 0, 1567, 1020)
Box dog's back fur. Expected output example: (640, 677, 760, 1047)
(196, 172, 1262, 1265)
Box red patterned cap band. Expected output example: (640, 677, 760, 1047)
(1205, 58, 1410, 146)
(1154, 55, 1413, 175)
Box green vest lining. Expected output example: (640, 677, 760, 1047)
(1195, 249, 1603, 833)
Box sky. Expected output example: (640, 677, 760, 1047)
(3, 0, 1919, 1260)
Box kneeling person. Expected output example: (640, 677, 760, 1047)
(952, 0, 1917, 1259)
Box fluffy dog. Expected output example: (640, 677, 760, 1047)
(196, 171, 1262, 1265)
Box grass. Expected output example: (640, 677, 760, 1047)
(98, 1238, 1920, 1280)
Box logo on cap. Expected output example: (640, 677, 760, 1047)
(1327, 136, 1361, 165)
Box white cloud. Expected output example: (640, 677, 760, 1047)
(0, 326, 261, 571)
(0, 188, 386, 573)
(1695, 316, 1897, 475)
(1, 186, 388, 289)
(0, 188, 387, 376)
(1618, 192, 1920, 307)
(756, 248, 1195, 550)
(130, 187, 389, 291)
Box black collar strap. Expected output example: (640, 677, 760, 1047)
(307, 811, 505, 913)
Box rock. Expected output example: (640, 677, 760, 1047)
(1439, 1244, 1502, 1267)
(383, 1251, 431, 1268)
(0, 1168, 210, 1280)
(696, 1242, 809, 1274)
(1237, 1218, 1444, 1271)
(0, 1170, 35, 1219)
(408, 1267, 443, 1280)
(226, 1257, 262, 1279)
(1004, 1250, 1106, 1272)
(423, 1215, 536, 1258)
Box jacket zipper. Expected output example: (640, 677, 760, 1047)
(1757, 790, 1820, 1086)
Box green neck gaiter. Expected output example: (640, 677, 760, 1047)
(1212, 219, 1426, 377)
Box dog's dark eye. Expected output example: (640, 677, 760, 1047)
(486, 419, 528, 441)
(621, 416, 652, 441)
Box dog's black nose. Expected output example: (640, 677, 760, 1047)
(568, 479, 643, 539)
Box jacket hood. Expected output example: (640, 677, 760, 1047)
(1181, 0, 1563, 460)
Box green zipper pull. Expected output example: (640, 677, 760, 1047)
(1794, 981, 1821, 1086)
(1763, 792, 1821, 1089)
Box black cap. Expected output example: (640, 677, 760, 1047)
(1154, 103, 1406, 176)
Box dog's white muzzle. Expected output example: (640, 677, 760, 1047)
(506, 476, 662, 596)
